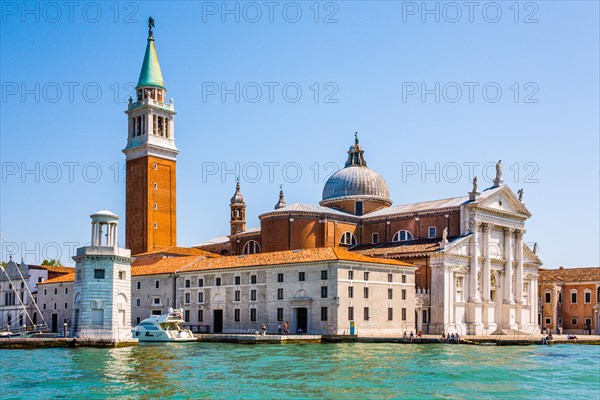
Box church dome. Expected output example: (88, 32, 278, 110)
(320, 134, 392, 206)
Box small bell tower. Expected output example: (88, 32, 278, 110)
(230, 179, 246, 235)
(123, 17, 178, 255)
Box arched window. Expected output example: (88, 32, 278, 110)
(242, 240, 260, 255)
(597, 287, 600, 303)
(340, 232, 357, 246)
(393, 230, 413, 242)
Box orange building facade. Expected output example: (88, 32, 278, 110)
(539, 267, 600, 335)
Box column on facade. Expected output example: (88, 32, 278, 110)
(531, 274, 538, 325)
(96, 222, 102, 246)
(146, 112, 153, 136)
(504, 228, 515, 304)
(469, 221, 481, 302)
(482, 223, 492, 302)
(91, 222, 96, 246)
(515, 230, 524, 304)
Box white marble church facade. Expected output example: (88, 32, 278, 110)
(427, 184, 542, 335)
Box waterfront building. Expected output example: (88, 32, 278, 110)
(196, 140, 542, 335)
(539, 267, 600, 334)
(0, 259, 72, 332)
(71, 211, 133, 341)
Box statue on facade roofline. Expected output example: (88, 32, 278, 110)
(533, 242, 538, 254)
(496, 160, 502, 179)
(442, 227, 448, 243)
(472, 176, 478, 192)
(517, 188, 524, 202)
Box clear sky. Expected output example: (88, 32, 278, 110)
(1, 1, 598, 268)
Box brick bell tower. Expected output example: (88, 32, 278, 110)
(123, 17, 178, 255)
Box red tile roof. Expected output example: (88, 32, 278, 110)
(539, 267, 600, 284)
(134, 246, 220, 258)
(38, 273, 75, 285)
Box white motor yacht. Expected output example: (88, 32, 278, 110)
(133, 308, 196, 342)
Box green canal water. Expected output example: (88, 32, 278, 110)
(1, 343, 599, 399)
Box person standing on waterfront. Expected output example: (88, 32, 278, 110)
(261, 323, 267, 336)
(284, 322, 289, 335)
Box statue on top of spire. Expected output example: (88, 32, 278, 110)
(148, 17, 155, 37)
(354, 131, 359, 145)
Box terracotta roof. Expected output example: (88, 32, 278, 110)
(29, 265, 75, 274)
(177, 247, 413, 274)
(539, 267, 600, 284)
(131, 256, 204, 276)
(353, 238, 446, 258)
(38, 273, 75, 285)
(134, 246, 220, 258)
(35, 248, 414, 283)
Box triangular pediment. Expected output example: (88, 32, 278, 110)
(472, 186, 531, 218)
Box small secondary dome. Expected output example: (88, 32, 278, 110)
(321, 133, 391, 206)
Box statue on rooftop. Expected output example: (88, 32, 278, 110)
(472, 176, 478, 192)
(517, 188, 524, 202)
(496, 160, 502, 179)
(442, 227, 448, 243)
(354, 131, 359, 145)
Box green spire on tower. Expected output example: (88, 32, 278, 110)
(137, 17, 165, 89)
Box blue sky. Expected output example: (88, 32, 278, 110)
(1, 1, 598, 268)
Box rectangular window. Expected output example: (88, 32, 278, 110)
(94, 269, 105, 279)
(321, 286, 328, 298)
(153, 298, 160, 305)
(65, 287, 68, 295)
(321, 307, 328, 321)
(198, 309, 203, 322)
(198, 292, 204, 303)
(388, 308, 393, 321)
(364, 272, 369, 281)
(428, 227, 436, 239)
(571, 292, 577, 304)
(235, 276, 241, 285)
(64, 302, 68, 309)
(185, 279, 190, 288)
(348, 270, 354, 280)
(402, 289, 407, 300)
(321, 270, 328, 280)
(234, 290, 240, 302)
(44, 289, 47, 295)
(251, 275, 257, 284)
(136, 299, 141, 306)
(558, 292, 562, 304)
(545, 317, 552, 325)
(388, 273, 393, 283)
(198, 278, 204, 287)
(184, 310, 190, 322)
(363, 307, 369, 321)
(348, 286, 354, 298)
(364, 287, 369, 299)
(401, 274, 406, 283)
(53, 303, 57, 310)
(234, 309, 240, 322)
(250, 308, 257, 322)
(571, 318, 578, 326)
(277, 273, 284, 283)
(388, 288, 393, 300)
(355, 201, 364, 216)
(585, 292, 591, 304)
(155, 280, 160, 289)
(185, 293, 190, 304)
(545, 292, 551, 303)
(43, 304, 46, 310)
(251, 290, 257, 301)
(277, 308, 284, 322)
(136, 317, 141, 325)
(348, 307, 354, 321)
(298, 272, 305, 281)
(277, 288, 284, 300)
(136, 281, 141, 290)
(372, 233, 379, 244)
(215, 277, 222, 287)
(402, 308, 407, 321)
(119, 271, 126, 280)
(585, 318, 592, 326)
(54, 288, 58, 295)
